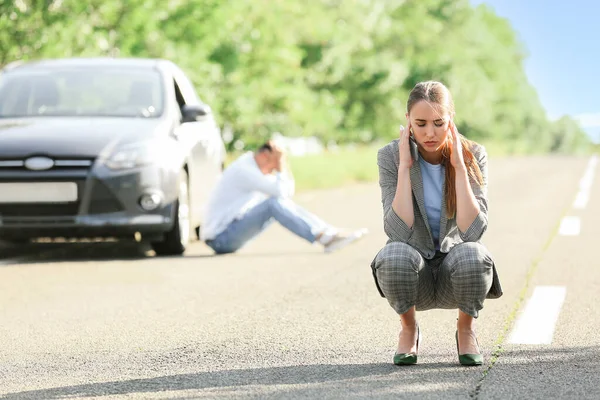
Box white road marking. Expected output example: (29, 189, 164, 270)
(558, 216, 580, 236)
(508, 286, 567, 345)
(573, 154, 597, 209)
(573, 191, 589, 209)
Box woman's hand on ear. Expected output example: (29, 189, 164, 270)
(449, 121, 466, 170)
(398, 121, 414, 170)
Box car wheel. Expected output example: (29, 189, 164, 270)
(151, 170, 191, 256)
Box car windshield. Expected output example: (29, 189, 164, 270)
(0, 66, 164, 118)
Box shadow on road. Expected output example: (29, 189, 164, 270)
(0, 241, 152, 265)
(1, 362, 461, 399)
(5, 346, 600, 399)
(0, 240, 322, 266)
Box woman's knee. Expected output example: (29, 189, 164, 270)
(374, 242, 422, 280)
(446, 242, 493, 272)
(444, 243, 494, 293)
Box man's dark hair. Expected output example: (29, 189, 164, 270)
(257, 141, 273, 153)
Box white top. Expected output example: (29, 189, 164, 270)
(200, 151, 295, 240)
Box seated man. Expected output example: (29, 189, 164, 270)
(201, 141, 367, 254)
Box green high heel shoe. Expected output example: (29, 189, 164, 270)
(393, 326, 420, 365)
(455, 330, 483, 366)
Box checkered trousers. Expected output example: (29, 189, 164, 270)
(371, 241, 494, 318)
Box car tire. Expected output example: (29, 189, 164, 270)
(151, 170, 191, 256)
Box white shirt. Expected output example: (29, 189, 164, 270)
(200, 152, 295, 240)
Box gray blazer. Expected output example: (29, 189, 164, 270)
(374, 138, 502, 299)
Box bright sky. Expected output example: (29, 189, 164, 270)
(471, 0, 600, 140)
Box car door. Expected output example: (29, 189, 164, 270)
(170, 67, 222, 225)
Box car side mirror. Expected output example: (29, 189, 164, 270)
(181, 104, 210, 122)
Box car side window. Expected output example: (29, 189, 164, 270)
(172, 67, 201, 105)
(173, 80, 186, 110)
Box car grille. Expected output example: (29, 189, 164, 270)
(0, 177, 85, 220)
(0, 180, 125, 223)
(0, 158, 87, 221)
(0, 158, 94, 172)
(0, 159, 125, 221)
(0, 203, 80, 217)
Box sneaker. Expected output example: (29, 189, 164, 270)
(323, 228, 368, 253)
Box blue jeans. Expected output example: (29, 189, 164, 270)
(205, 197, 333, 254)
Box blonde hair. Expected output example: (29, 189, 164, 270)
(407, 81, 484, 218)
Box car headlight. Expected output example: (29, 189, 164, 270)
(103, 142, 163, 170)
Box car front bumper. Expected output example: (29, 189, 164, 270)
(0, 212, 174, 240)
(0, 160, 180, 240)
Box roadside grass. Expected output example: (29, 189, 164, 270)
(288, 146, 379, 192)
(287, 139, 555, 192)
(226, 139, 597, 192)
(225, 145, 380, 193)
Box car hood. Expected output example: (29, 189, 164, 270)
(0, 117, 173, 159)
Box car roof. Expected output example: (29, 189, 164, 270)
(2, 57, 173, 72)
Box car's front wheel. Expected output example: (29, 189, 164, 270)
(151, 170, 191, 256)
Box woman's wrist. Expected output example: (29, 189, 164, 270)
(454, 164, 468, 176)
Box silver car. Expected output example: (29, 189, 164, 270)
(0, 57, 226, 255)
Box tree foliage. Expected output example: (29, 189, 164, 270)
(0, 0, 591, 152)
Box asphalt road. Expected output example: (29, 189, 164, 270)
(0, 154, 598, 399)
